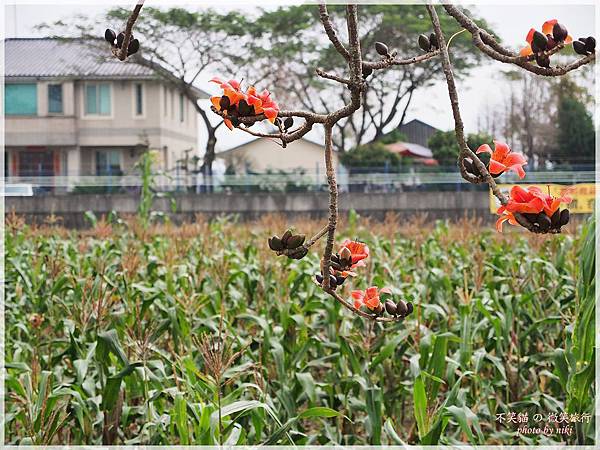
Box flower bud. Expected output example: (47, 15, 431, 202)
(286, 234, 306, 249)
(385, 300, 397, 315)
(268, 236, 284, 251)
(429, 32, 438, 49)
(560, 209, 570, 226)
(396, 300, 408, 316)
(531, 31, 548, 53)
(105, 29, 116, 45)
(585, 36, 596, 53)
(545, 34, 557, 51)
(374, 303, 384, 315)
(550, 209, 561, 228)
(535, 53, 550, 68)
(127, 38, 140, 57)
(281, 229, 293, 246)
(537, 212, 551, 231)
(375, 41, 389, 56)
(362, 65, 373, 79)
(219, 96, 231, 110)
(418, 34, 431, 52)
(284, 117, 294, 130)
(406, 302, 414, 316)
(573, 40, 588, 55)
(552, 23, 568, 42)
(339, 246, 352, 267)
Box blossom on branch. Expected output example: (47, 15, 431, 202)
(495, 185, 572, 233)
(476, 140, 527, 179)
(210, 77, 280, 130)
(519, 19, 573, 57)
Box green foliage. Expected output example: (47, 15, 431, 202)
(427, 130, 493, 166)
(556, 96, 594, 165)
(4, 218, 589, 444)
(339, 142, 403, 170)
(378, 130, 408, 145)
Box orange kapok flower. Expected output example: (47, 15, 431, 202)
(339, 239, 369, 267)
(476, 140, 527, 179)
(520, 19, 573, 56)
(529, 185, 573, 217)
(351, 286, 391, 310)
(246, 86, 280, 123)
(210, 78, 280, 129)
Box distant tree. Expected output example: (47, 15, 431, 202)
(237, 5, 488, 152)
(428, 130, 492, 166)
(556, 96, 594, 165)
(377, 129, 407, 144)
(339, 142, 404, 171)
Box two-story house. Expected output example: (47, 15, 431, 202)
(5, 38, 206, 182)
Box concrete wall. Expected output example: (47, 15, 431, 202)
(7, 191, 491, 227)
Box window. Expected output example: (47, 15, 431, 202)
(5, 84, 37, 115)
(134, 83, 143, 116)
(85, 83, 111, 115)
(95, 150, 121, 176)
(179, 93, 184, 122)
(48, 84, 63, 114)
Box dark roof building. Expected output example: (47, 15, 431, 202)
(398, 119, 439, 148)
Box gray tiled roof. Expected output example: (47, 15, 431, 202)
(5, 38, 156, 79)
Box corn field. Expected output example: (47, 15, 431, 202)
(4, 213, 595, 445)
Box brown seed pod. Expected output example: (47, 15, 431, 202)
(268, 236, 284, 251)
(286, 234, 306, 249)
(362, 65, 373, 79)
(550, 209, 561, 228)
(284, 117, 294, 130)
(535, 53, 551, 68)
(585, 36, 596, 53)
(537, 212, 551, 232)
(385, 300, 397, 315)
(339, 246, 352, 267)
(552, 23, 569, 42)
(374, 303, 384, 316)
(375, 41, 389, 56)
(219, 96, 231, 110)
(531, 31, 548, 53)
(291, 247, 308, 260)
(396, 300, 408, 316)
(573, 40, 588, 55)
(105, 29, 116, 45)
(560, 209, 570, 226)
(127, 38, 140, 56)
(281, 229, 293, 246)
(429, 32, 438, 49)
(418, 34, 431, 52)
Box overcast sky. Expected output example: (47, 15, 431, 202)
(3, 2, 596, 154)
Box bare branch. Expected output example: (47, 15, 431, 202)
(443, 4, 595, 77)
(115, 1, 144, 61)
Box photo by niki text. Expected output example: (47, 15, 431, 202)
(496, 411, 592, 437)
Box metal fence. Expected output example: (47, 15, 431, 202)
(3, 167, 596, 196)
